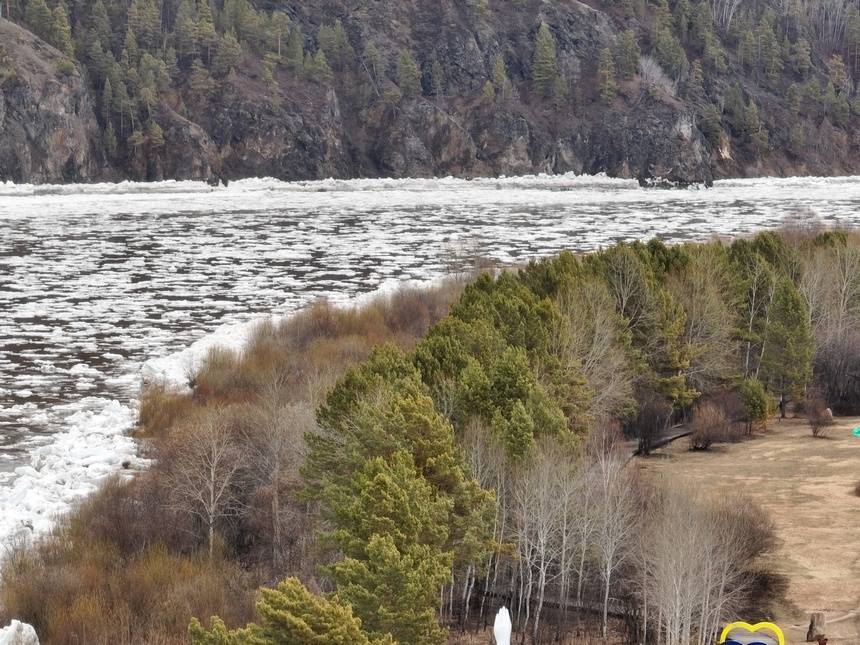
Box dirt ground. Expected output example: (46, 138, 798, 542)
(641, 416, 860, 645)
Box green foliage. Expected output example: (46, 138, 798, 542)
(397, 49, 421, 98)
(597, 47, 617, 105)
(284, 26, 304, 73)
(50, 2, 74, 56)
(653, 24, 686, 77)
(104, 122, 118, 156)
(212, 32, 243, 78)
(791, 38, 812, 77)
(491, 54, 513, 99)
(615, 30, 640, 80)
(24, 0, 53, 42)
(760, 277, 813, 397)
(330, 534, 449, 645)
(189, 578, 392, 645)
(741, 100, 768, 152)
(531, 22, 558, 97)
(738, 378, 769, 428)
(318, 20, 354, 70)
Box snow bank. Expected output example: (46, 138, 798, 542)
(0, 620, 39, 644)
(0, 397, 143, 544)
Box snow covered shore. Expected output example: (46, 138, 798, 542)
(0, 277, 442, 549)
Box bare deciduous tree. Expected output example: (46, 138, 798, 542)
(166, 408, 245, 558)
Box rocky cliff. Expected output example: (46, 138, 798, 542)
(1, 0, 858, 186)
(0, 20, 103, 183)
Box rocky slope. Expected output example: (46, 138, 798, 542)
(1, 0, 858, 185)
(0, 19, 103, 183)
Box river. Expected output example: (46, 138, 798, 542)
(1, 173, 859, 545)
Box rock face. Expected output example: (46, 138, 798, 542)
(0, 19, 102, 183)
(2, 0, 859, 186)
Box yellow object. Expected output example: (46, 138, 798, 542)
(718, 621, 785, 645)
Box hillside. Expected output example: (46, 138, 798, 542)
(1, 0, 859, 185)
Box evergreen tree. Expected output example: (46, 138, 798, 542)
(174, 0, 199, 62)
(615, 29, 640, 80)
(430, 55, 445, 97)
(481, 79, 495, 104)
(104, 122, 117, 156)
(212, 31, 242, 78)
(791, 38, 812, 77)
(654, 25, 686, 77)
(24, 0, 53, 42)
(90, 0, 112, 51)
(686, 59, 705, 104)
(189, 57, 215, 95)
(397, 49, 421, 98)
(307, 49, 333, 83)
(742, 100, 768, 151)
(197, 0, 218, 64)
(146, 119, 164, 147)
(597, 47, 617, 105)
(738, 26, 756, 71)
(269, 12, 291, 59)
(491, 54, 513, 99)
(50, 2, 74, 57)
(284, 26, 304, 73)
(531, 22, 558, 97)
(101, 77, 113, 124)
(189, 578, 394, 645)
(758, 20, 783, 80)
(826, 54, 849, 93)
(760, 277, 813, 399)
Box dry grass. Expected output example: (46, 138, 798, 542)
(0, 279, 468, 645)
(0, 479, 257, 645)
(641, 416, 860, 644)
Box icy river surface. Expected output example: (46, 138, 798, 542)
(1, 173, 859, 544)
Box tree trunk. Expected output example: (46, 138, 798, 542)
(806, 613, 826, 642)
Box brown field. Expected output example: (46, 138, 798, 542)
(641, 416, 860, 644)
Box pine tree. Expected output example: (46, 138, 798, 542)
(189, 57, 215, 95)
(397, 49, 421, 98)
(742, 100, 768, 151)
(491, 54, 513, 99)
(758, 20, 783, 80)
(307, 49, 333, 82)
(738, 26, 756, 71)
(101, 77, 113, 124)
(24, 0, 53, 42)
(826, 54, 849, 93)
(531, 22, 558, 97)
(481, 79, 495, 104)
(90, 0, 112, 51)
(189, 578, 394, 645)
(284, 26, 304, 73)
(50, 2, 74, 56)
(597, 47, 617, 105)
(430, 55, 445, 97)
(686, 60, 705, 104)
(269, 11, 290, 59)
(104, 121, 118, 157)
(146, 119, 164, 147)
(760, 277, 812, 399)
(615, 29, 640, 80)
(791, 38, 812, 77)
(197, 0, 218, 65)
(212, 31, 242, 78)
(174, 0, 199, 62)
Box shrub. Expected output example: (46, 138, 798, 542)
(806, 387, 834, 437)
(738, 378, 770, 434)
(138, 385, 196, 438)
(689, 402, 730, 450)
